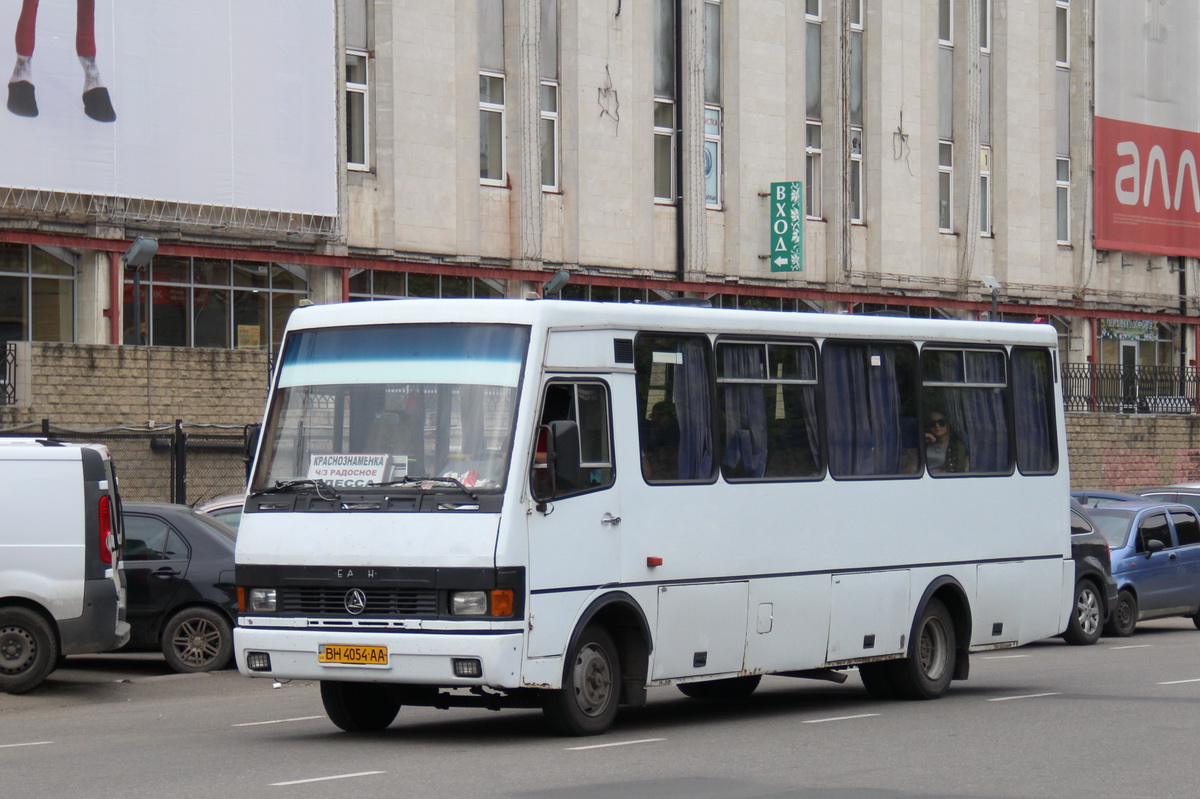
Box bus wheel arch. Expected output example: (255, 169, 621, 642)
(571, 591, 652, 707)
(542, 592, 651, 736)
(914, 577, 971, 681)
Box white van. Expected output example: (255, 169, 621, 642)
(0, 439, 130, 693)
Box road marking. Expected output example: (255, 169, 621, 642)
(567, 738, 666, 751)
(802, 713, 880, 724)
(987, 692, 1061, 702)
(0, 741, 53, 749)
(981, 654, 1028, 660)
(271, 771, 385, 787)
(1157, 678, 1200, 685)
(232, 715, 323, 727)
(1109, 644, 1152, 650)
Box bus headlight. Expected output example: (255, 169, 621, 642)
(451, 591, 487, 615)
(248, 588, 277, 612)
(450, 589, 514, 617)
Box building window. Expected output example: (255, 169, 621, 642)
(703, 0, 722, 209)
(849, 126, 863, 224)
(344, 0, 370, 172)
(848, 6, 863, 224)
(1056, 157, 1070, 244)
(479, 72, 506, 185)
(1055, 1, 1069, 68)
(345, 50, 369, 171)
(541, 81, 559, 191)
(979, 145, 992, 235)
(939, 141, 953, 232)
(806, 123, 822, 219)
(479, 0, 506, 186)
(938, 0, 952, 45)
(348, 272, 505, 301)
(0, 243, 74, 344)
(806, 9, 822, 218)
(654, 0, 677, 204)
(540, 0, 559, 192)
(122, 258, 308, 351)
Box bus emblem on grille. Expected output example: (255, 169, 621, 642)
(344, 588, 367, 615)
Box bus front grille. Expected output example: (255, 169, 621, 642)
(279, 587, 439, 616)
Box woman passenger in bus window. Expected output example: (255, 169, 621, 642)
(925, 409, 968, 474)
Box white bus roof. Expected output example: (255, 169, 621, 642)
(283, 299, 1058, 347)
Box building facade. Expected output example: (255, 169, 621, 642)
(2, 1, 1197, 423)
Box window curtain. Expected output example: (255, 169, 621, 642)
(948, 353, 1010, 472)
(676, 338, 714, 479)
(825, 345, 904, 476)
(720, 345, 769, 478)
(1012, 350, 1055, 472)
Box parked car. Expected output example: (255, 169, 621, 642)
(120, 503, 237, 672)
(1085, 500, 1200, 636)
(195, 492, 247, 531)
(1065, 500, 1119, 645)
(1135, 483, 1200, 515)
(1070, 489, 1146, 507)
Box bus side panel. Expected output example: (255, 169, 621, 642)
(827, 571, 910, 661)
(744, 575, 832, 673)
(651, 581, 749, 680)
(973, 559, 1069, 646)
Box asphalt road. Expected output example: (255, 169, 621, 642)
(3, 619, 1199, 799)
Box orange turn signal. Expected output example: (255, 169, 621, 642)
(490, 589, 514, 617)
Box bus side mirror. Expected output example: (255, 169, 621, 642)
(530, 420, 581, 506)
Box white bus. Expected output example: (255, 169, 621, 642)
(234, 299, 1071, 735)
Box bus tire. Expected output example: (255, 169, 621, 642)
(543, 625, 620, 736)
(857, 662, 900, 699)
(320, 681, 401, 732)
(677, 674, 761, 700)
(892, 598, 955, 700)
(1104, 589, 1137, 637)
(1062, 578, 1104, 646)
(0, 606, 59, 694)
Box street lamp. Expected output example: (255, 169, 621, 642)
(124, 237, 158, 344)
(980, 274, 1001, 321)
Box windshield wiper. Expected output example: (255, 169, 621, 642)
(373, 475, 478, 501)
(250, 479, 342, 500)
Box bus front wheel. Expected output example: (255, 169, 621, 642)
(892, 598, 956, 700)
(320, 681, 401, 732)
(543, 625, 620, 736)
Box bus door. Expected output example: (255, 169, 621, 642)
(526, 379, 621, 657)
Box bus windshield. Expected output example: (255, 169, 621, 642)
(252, 323, 530, 493)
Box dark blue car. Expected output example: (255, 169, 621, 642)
(1086, 501, 1200, 636)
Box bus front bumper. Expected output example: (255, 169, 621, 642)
(233, 626, 525, 688)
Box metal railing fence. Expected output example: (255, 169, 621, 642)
(1061, 362, 1199, 414)
(0, 419, 259, 505)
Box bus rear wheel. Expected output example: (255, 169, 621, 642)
(891, 598, 956, 700)
(320, 681, 401, 732)
(543, 625, 620, 736)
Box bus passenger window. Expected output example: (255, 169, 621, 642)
(921, 348, 1012, 476)
(716, 340, 821, 481)
(635, 333, 716, 483)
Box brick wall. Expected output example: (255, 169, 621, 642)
(0, 342, 269, 429)
(1065, 413, 1200, 492)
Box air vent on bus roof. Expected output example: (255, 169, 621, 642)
(614, 339, 634, 364)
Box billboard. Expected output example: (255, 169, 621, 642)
(1094, 2, 1200, 257)
(0, 0, 337, 218)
